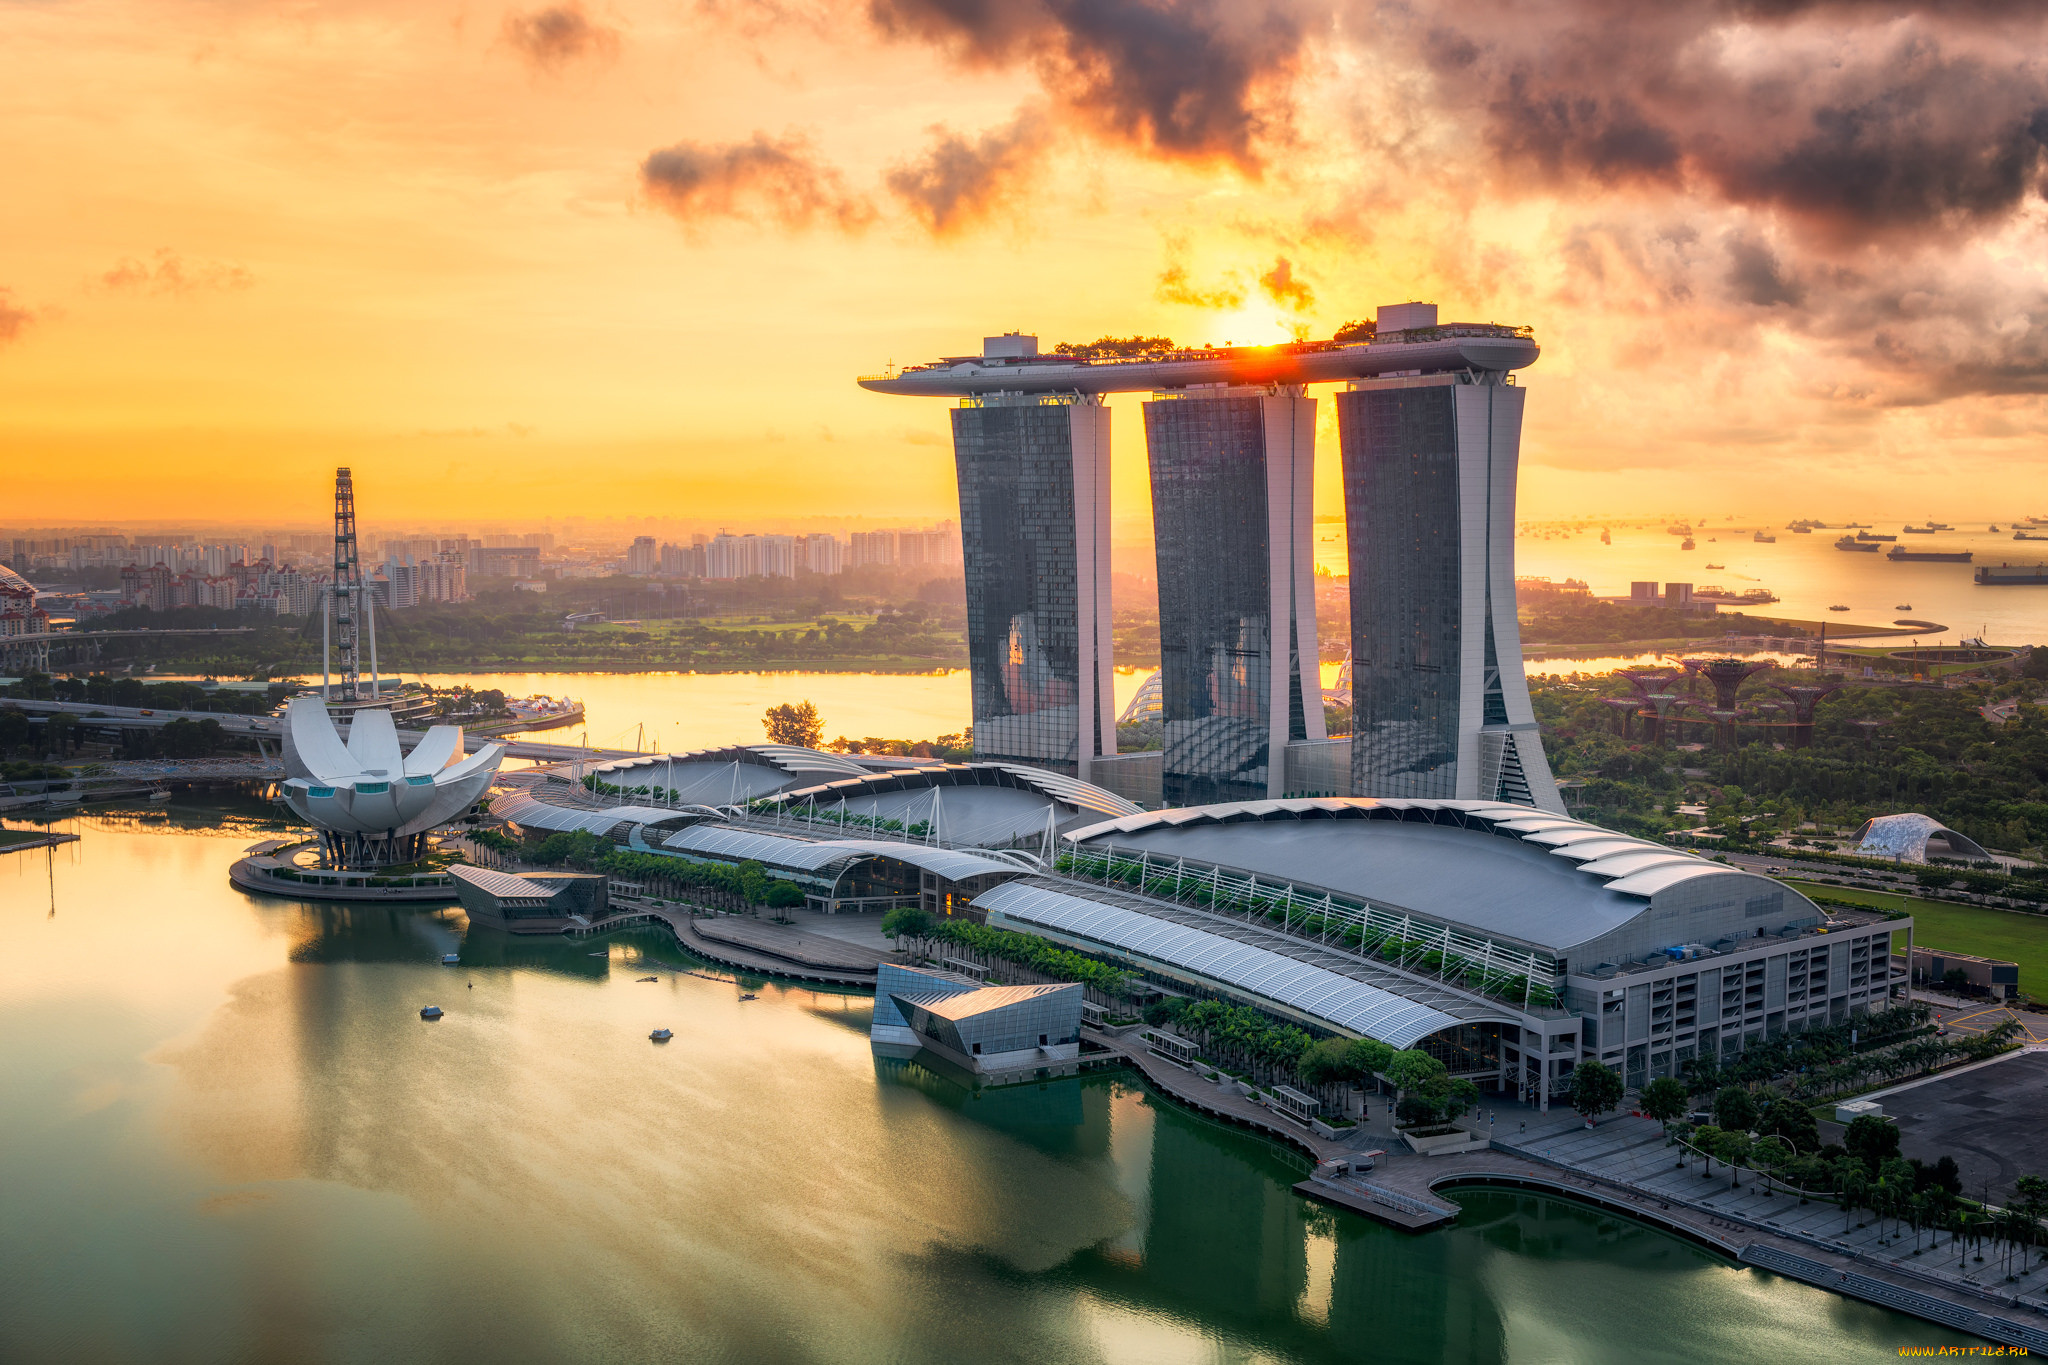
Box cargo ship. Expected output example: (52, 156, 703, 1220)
(2014, 531, 2048, 541)
(1886, 547, 1972, 562)
(1856, 530, 1896, 542)
(1753, 530, 1776, 542)
(1835, 536, 1880, 552)
(1975, 564, 2048, 585)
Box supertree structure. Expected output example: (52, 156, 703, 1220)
(1774, 682, 1846, 749)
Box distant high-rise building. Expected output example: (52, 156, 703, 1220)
(1144, 386, 1323, 803)
(1336, 303, 1562, 812)
(849, 530, 896, 568)
(797, 533, 842, 575)
(705, 533, 753, 580)
(950, 378, 1113, 775)
(381, 561, 420, 609)
(626, 535, 658, 577)
(757, 534, 796, 579)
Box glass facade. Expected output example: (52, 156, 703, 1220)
(1146, 394, 1276, 805)
(1338, 382, 1464, 798)
(951, 396, 1111, 772)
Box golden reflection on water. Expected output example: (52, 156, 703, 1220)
(0, 820, 1963, 1363)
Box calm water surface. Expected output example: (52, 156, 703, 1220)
(411, 669, 1156, 754)
(2, 816, 1961, 1363)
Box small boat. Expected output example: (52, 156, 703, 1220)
(637, 975, 659, 983)
(1896, 604, 1912, 611)
(649, 1028, 673, 1042)
(587, 951, 608, 956)
(1681, 538, 1696, 550)
(442, 953, 460, 965)
(1704, 562, 1725, 569)
(1991, 526, 2001, 532)
(1753, 531, 1776, 543)
(1828, 605, 1850, 612)
(738, 993, 759, 1002)
(420, 1005, 444, 1019)
(148, 788, 172, 803)
(1600, 529, 1611, 544)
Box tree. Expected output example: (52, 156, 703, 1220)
(1713, 1085, 1759, 1134)
(762, 700, 824, 749)
(1347, 1038, 1395, 1080)
(1567, 1061, 1625, 1124)
(1844, 1114, 1901, 1173)
(1640, 1076, 1690, 1125)
(1384, 1049, 1445, 1095)
(1757, 1094, 1820, 1153)
(1716, 1130, 1754, 1187)
(880, 906, 933, 942)
(1297, 1037, 1363, 1087)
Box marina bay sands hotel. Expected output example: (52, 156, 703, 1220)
(859, 302, 1564, 815)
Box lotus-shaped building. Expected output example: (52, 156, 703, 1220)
(280, 696, 504, 867)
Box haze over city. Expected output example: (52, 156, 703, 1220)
(6, 1, 2048, 526)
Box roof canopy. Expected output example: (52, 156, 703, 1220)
(1065, 797, 1757, 954)
(977, 879, 1475, 1049)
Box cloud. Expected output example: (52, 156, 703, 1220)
(867, 0, 1313, 172)
(1155, 262, 1245, 308)
(502, 4, 621, 73)
(885, 107, 1050, 236)
(639, 133, 876, 232)
(1401, 4, 2048, 248)
(99, 249, 253, 296)
(0, 288, 33, 347)
(1258, 255, 1313, 310)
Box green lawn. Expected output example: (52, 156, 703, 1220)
(1785, 878, 2048, 995)
(0, 827, 48, 848)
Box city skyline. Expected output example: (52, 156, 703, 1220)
(6, 3, 2047, 526)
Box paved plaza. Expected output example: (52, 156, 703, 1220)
(1873, 1048, 2048, 1207)
(1494, 1097, 2048, 1309)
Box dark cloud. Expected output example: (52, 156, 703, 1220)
(1155, 263, 1245, 308)
(99, 249, 253, 296)
(639, 133, 876, 231)
(1401, 4, 2048, 245)
(885, 108, 1049, 236)
(1723, 232, 1802, 308)
(867, 0, 1313, 172)
(1258, 255, 1313, 310)
(503, 4, 621, 73)
(0, 288, 32, 346)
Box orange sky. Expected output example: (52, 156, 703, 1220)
(4, 1, 2047, 531)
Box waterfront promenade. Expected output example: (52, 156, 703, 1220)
(1071, 1023, 2048, 1350)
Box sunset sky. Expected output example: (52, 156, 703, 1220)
(5, 0, 2048, 531)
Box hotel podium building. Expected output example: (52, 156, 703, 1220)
(1144, 387, 1322, 803)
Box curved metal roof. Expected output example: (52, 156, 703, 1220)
(494, 790, 696, 835)
(661, 824, 1029, 884)
(756, 760, 1140, 822)
(1063, 797, 1767, 954)
(976, 881, 1469, 1049)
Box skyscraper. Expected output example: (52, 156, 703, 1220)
(862, 311, 1546, 804)
(949, 349, 1113, 776)
(1336, 303, 1563, 812)
(1144, 386, 1322, 802)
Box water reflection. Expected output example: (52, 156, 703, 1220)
(0, 823, 1967, 1363)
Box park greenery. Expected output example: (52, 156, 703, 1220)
(1532, 666, 2048, 857)
(886, 915, 1134, 999)
(50, 569, 970, 675)
(514, 831, 807, 910)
